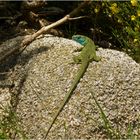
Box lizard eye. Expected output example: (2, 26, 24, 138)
(77, 36, 81, 39)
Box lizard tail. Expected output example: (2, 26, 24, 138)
(44, 90, 73, 139)
(44, 62, 88, 139)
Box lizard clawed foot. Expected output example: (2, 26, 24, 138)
(73, 55, 82, 64)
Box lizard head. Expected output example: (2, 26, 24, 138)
(72, 35, 88, 46)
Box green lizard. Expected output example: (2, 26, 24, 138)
(44, 35, 101, 138)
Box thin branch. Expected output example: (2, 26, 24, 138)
(68, 16, 88, 20)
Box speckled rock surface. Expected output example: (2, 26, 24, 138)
(0, 89, 11, 120)
(0, 35, 140, 139)
(0, 36, 24, 121)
